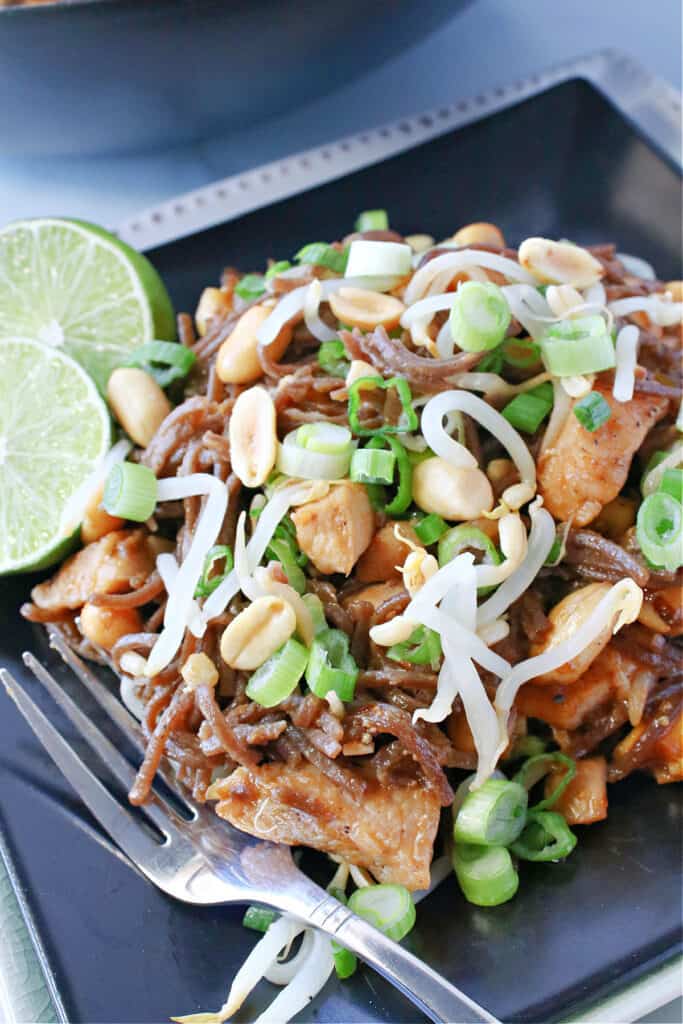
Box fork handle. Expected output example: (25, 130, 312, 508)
(285, 889, 500, 1024)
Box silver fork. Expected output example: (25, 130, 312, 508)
(1, 632, 499, 1024)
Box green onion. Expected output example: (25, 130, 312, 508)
(452, 844, 519, 907)
(659, 468, 683, 503)
(318, 338, 349, 377)
(347, 375, 418, 436)
(355, 209, 389, 232)
(242, 906, 277, 932)
(477, 348, 505, 373)
(332, 945, 358, 980)
(124, 340, 197, 389)
(302, 593, 327, 635)
(512, 752, 576, 811)
(502, 384, 554, 434)
(573, 391, 612, 432)
(103, 462, 157, 521)
(503, 336, 542, 369)
(234, 273, 266, 301)
(544, 530, 566, 567)
(414, 513, 448, 545)
(540, 315, 616, 376)
(246, 639, 309, 708)
(305, 628, 358, 701)
(265, 260, 291, 279)
(449, 281, 511, 353)
(636, 491, 683, 571)
(387, 625, 442, 669)
(265, 536, 307, 594)
(510, 810, 577, 862)
(641, 450, 669, 495)
(194, 545, 234, 598)
(453, 777, 528, 846)
(438, 525, 502, 596)
(295, 242, 348, 275)
(350, 448, 396, 484)
(363, 435, 413, 515)
(507, 735, 548, 760)
(348, 884, 416, 942)
(297, 422, 353, 455)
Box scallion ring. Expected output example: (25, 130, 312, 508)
(305, 627, 358, 701)
(512, 752, 577, 811)
(540, 315, 616, 376)
(453, 777, 528, 846)
(438, 524, 502, 596)
(245, 638, 309, 708)
(449, 280, 511, 353)
(363, 434, 413, 515)
(347, 884, 416, 942)
(452, 844, 519, 907)
(194, 545, 234, 598)
(103, 462, 157, 522)
(347, 375, 418, 437)
(636, 491, 683, 571)
(510, 810, 577, 862)
(355, 209, 389, 232)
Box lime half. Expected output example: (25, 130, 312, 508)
(0, 338, 111, 574)
(0, 218, 175, 391)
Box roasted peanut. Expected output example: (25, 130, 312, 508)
(216, 305, 291, 384)
(81, 482, 124, 544)
(106, 367, 171, 448)
(452, 222, 505, 249)
(664, 281, 683, 302)
(402, 549, 438, 597)
(404, 233, 434, 253)
(412, 457, 494, 520)
(79, 602, 143, 651)
(229, 385, 277, 488)
(328, 287, 405, 332)
(486, 457, 519, 496)
(195, 286, 232, 336)
(518, 237, 604, 288)
(181, 652, 219, 689)
(220, 595, 296, 670)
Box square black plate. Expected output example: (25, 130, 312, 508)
(1, 68, 681, 1024)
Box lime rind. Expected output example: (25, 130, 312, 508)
(0, 337, 111, 574)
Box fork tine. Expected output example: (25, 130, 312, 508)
(22, 651, 185, 838)
(48, 630, 215, 825)
(0, 667, 162, 866)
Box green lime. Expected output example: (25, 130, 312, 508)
(0, 337, 111, 574)
(0, 218, 175, 391)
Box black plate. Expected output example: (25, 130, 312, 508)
(1, 75, 682, 1024)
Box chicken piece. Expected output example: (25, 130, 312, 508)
(652, 708, 683, 783)
(341, 580, 407, 610)
(545, 756, 608, 824)
(291, 482, 374, 575)
(208, 761, 440, 889)
(537, 379, 668, 526)
(355, 521, 419, 583)
(31, 529, 157, 611)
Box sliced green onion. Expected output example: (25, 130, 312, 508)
(449, 281, 511, 353)
(503, 336, 542, 369)
(502, 384, 554, 434)
(438, 524, 502, 596)
(541, 315, 616, 376)
(194, 545, 234, 598)
(305, 628, 358, 701)
(513, 752, 576, 811)
(318, 338, 349, 377)
(477, 348, 505, 373)
(246, 639, 309, 708)
(277, 429, 353, 480)
(297, 422, 353, 455)
(265, 260, 291, 279)
(332, 945, 358, 980)
(355, 209, 389, 232)
(124, 340, 197, 388)
(507, 735, 548, 760)
(242, 906, 277, 932)
(641, 450, 669, 495)
(350, 447, 396, 484)
(265, 536, 306, 594)
(103, 462, 157, 521)
(347, 375, 418, 436)
(348, 884, 416, 941)
(453, 777, 528, 846)
(636, 491, 683, 571)
(387, 625, 442, 669)
(295, 242, 348, 275)
(511, 810, 577, 862)
(573, 391, 612, 432)
(659, 468, 683, 503)
(363, 435, 413, 515)
(302, 593, 327, 635)
(235, 273, 266, 301)
(414, 513, 448, 545)
(452, 844, 519, 907)
(544, 530, 566, 567)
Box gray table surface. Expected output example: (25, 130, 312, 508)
(0, 2, 681, 1021)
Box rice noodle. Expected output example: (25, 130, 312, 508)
(405, 249, 534, 304)
(119, 676, 146, 721)
(642, 441, 683, 497)
(616, 253, 656, 280)
(613, 324, 639, 402)
(608, 295, 682, 326)
(263, 928, 315, 985)
(255, 929, 334, 1024)
(474, 513, 527, 589)
(501, 284, 552, 338)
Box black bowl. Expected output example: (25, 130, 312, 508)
(0, 0, 464, 156)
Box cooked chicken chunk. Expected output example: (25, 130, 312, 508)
(537, 378, 668, 526)
(31, 529, 157, 610)
(356, 520, 418, 583)
(291, 481, 374, 575)
(209, 761, 440, 889)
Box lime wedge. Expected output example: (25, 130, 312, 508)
(0, 337, 111, 574)
(0, 218, 175, 391)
